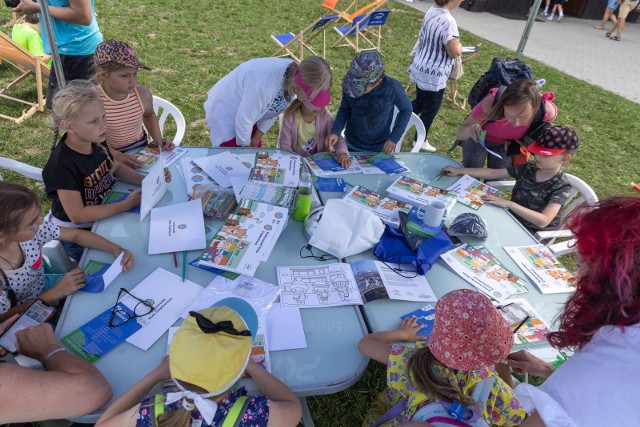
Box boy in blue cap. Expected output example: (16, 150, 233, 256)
(326, 51, 412, 153)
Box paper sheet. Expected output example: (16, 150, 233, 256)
(266, 306, 307, 351)
(343, 185, 411, 228)
(101, 252, 125, 290)
(148, 199, 207, 254)
(194, 151, 251, 188)
(387, 176, 457, 215)
(504, 245, 576, 294)
(140, 162, 167, 221)
(446, 174, 502, 210)
(352, 260, 437, 303)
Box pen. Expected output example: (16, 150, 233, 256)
(513, 315, 530, 334)
(181, 251, 187, 282)
(436, 172, 444, 181)
(173, 252, 178, 268)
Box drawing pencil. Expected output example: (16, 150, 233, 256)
(173, 252, 178, 268)
(181, 251, 187, 282)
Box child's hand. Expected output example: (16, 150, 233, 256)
(397, 316, 426, 342)
(159, 138, 175, 151)
(440, 166, 462, 177)
(382, 140, 396, 154)
(125, 188, 142, 209)
(325, 134, 339, 152)
(338, 153, 352, 169)
(164, 167, 172, 183)
(481, 194, 511, 209)
(115, 151, 144, 169)
(470, 124, 482, 142)
(113, 249, 134, 271)
(53, 268, 86, 299)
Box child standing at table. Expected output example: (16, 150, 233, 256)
(358, 289, 525, 426)
(441, 125, 578, 233)
(326, 51, 412, 154)
(278, 92, 352, 168)
(95, 298, 302, 427)
(93, 40, 175, 169)
(42, 81, 168, 260)
(0, 182, 134, 322)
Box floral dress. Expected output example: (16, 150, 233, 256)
(363, 342, 525, 427)
(136, 387, 269, 426)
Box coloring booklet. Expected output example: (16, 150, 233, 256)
(196, 200, 288, 276)
(446, 174, 502, 210)
(504, 245, 576, 294)
(237, 181, 298, 209)
(179, 158, 217, 197)
(352, 260, 437, 304)
(386, 176, 457, 214)
(193, 151, 253, 188)
(439, 243, 529, 302)
(400, 305, 436, 339)
(343, 185, 411, 228)
(496, 298, 552, 345)
(127, 143, 187, 174)
(304, 155, 363, 177)
(249, 151, 300, 187)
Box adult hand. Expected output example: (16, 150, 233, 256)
(382, 140, 396, 154)
(125, 188, 142, 209)
(481, 193, 511, 209)
(397, 316, 426, 342)
(15, 323, 60, 362)
(53, 268, 86, 299)
(164, 167, 172, 183)
(13, 0, 40, 15)
(338, 153, 352, 169)
(0, 315, 19, 357)
(325, 134, 339, 153)
(505, 349, 554, 378)
(440, 165, 462, 177)
(159, 138, 175, 151)
(114, 249, 134, 272)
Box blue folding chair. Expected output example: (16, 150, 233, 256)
(332, 9, 392, 52)
(271, 15, 339, 62)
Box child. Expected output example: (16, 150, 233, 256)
(93, 40, 175, 169)
(278, 94, 352, 168)
(11, 14, 51, 65)
(0, 182, 134, 322)
(443, 125, 578, 233)
(42, 80, 168, 260)
(326, 51, 412, 154)
(359, 289, 525, 426)
(547, 0, 566, 21)
(95, 298, 302, 427)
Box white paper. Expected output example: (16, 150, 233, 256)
(101, 252, 124, 289)
(377, 262, 437, 302)
(166, 326, 179, 355)
(180, 158, 216, 197)
(140, 162, 167, 221)
(194, 152, 251, 188)
(148, 200, 206, 255)
(161, 147, 188, 168)
(446, 175, 502, 210)
(266, 306, 307, 351)
(387, 176, 457, 215)
(504, 245, 576, 294)
(126, 268, 203, 350)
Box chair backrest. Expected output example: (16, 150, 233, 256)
(348, 9, 391, 32)
(322, 0, 341, 10)
(345, 0, 388, 21)
(558, 173, 599, 221)
(311, 14, 339, 32)
(390, 109, 426, 153)
(152, 96, 186, 146)
(0, 157, 43, 181)
(0, 31, 50, 78)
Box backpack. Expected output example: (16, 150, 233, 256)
(151, 394, 250, 427)
(467, 58, 534, 108)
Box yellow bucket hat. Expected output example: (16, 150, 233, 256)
(169, 298, 258, 395)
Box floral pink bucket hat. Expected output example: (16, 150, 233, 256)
(429, 289, 512, 371)
(94, 40, 151, 70)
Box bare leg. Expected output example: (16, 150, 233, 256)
(614, 16, 627, 37)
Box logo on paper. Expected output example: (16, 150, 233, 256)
(178, 224, 187, 230)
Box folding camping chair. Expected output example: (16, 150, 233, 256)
(332, 9, 392, 52)
(0, 31, 50, 124)
(271, 15, 339, 62)
(324, 0, 388, 24)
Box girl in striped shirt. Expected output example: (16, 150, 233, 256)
(93, 40, 175, 169)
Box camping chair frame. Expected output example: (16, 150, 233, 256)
(271, 15, 339, 62)
(0, 31, 50, 124)
(332, 9, 392, 52)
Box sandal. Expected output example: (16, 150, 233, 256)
(610, 35, 621, 41)
(595, 25, 605, 29)
(606, 31, 612, 37)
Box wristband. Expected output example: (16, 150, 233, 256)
(43, 347, 66, 365)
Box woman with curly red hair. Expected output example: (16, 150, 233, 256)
(504, 196, 640, 427)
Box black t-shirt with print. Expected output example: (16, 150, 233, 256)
(43, 134, 116, 222)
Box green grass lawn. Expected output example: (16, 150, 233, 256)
(1, 1, 639, 425)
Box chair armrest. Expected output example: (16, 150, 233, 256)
(42, 240, 78, 274)
(535, 229, 572, 241)
(485, 180, 515, 191)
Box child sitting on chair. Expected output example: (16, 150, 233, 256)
(441, 125, 579, 233)
(326, 50, 412, 154)
(11, 14, 51, 65)
(278, 79, 352, 168)
(93, 40, 175, 169)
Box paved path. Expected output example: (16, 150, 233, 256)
(396, 0, 640, 104)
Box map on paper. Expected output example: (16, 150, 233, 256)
(504, 245, 576, 294)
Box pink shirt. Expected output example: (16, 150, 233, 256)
(471, 88, 557, 145)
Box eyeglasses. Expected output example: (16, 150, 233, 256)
(108, 288, 154, 328)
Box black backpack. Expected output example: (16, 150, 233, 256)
(468, 58, 534, 108)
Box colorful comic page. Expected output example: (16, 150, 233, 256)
(179, 158, 216, 197)
(249, 151, 300, 187)
(496, 298, 551, 345)
(127, 143, 187, 174)
(446, 174, 502, 210)
(440, 243, 529, 302)
(387, 176, 457, 214)
(504, 245, 576, 294)
(343, 185, 411, 227)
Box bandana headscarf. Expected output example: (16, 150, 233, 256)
(342, 50, 385, 98)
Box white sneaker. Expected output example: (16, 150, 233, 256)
(547, 14, 554, 21)
(557, 13, 564, 21)
(541, 9, 548, 15)
(421, 140, 436, 152)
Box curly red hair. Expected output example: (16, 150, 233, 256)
(547, 196, 640, 351)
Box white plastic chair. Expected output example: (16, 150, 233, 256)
(0, 156, 43, 181)
(152, 95, 186, 146)
(487, 173, 599, 256)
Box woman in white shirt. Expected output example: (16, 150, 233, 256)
(502, 196, 640, 427)
(204, 56, 332, 148)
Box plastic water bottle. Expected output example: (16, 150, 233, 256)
(293, 170, 313, 221)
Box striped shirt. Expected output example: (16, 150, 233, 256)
(99, 86, 146, 150)
(409, 7, 459, 92)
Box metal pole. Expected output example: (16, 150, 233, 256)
(38, 0, 66, 88)
(515, 0, 544, 59)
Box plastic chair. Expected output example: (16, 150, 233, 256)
(271, 15, 339, 62)
(0, 156, 43, 181)
(152, 96, 186, 146)
(332, 10, 392, 52)
(486, 173, 598, 256)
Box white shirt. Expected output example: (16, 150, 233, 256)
(409, 7, 459, 92)
(516, 324, 640, 427)
(204, 57, 294, 147)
